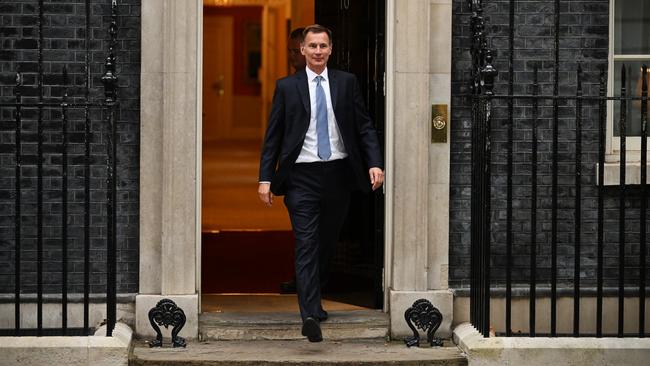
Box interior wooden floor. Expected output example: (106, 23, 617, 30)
(202, 138, 291, 231)
(200, 138, 376, 310)
(201, 294, 367, 313)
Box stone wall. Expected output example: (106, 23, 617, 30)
(0, 0, 140, 294)
(449, 0, 650, 290)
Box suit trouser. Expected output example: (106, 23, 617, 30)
(283, 159, 352, 321)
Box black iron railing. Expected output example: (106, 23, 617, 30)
(469, 0, 649, 338)
(0, 0, 119, 337)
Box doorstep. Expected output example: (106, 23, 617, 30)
(199, 310, 389, 341)
(129, 339, 467, 366)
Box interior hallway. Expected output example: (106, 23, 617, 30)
(201, 139, 292, 231)
(200, 141, 373, 306)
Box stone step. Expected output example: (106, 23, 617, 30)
(199, 310, 389, 341)
(129, 339, 468, 366)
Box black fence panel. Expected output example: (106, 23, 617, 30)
(0, 0, 119, 337)
(468, 0, 649, 338)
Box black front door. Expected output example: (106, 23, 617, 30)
(315, 0, 386, 309)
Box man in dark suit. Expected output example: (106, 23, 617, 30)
(258, 24, 384, 343)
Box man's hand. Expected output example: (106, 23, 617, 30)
(258, 183, 273, 207)
(368, 167, 384, 191)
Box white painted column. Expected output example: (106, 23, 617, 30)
(427, 0, 452, 292)
(135, 0, 202, 339)
(386, 0, 453, 338)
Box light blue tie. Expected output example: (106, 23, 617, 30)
(315, 76, 331, 160)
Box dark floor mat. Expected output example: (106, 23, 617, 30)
(201, 230, 379, 308)
(201, 230, 295, 293)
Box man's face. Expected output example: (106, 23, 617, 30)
(288, 37, 306, 71)
(301, 31, 331, 72)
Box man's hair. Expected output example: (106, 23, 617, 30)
(302, 24, 332, 45)
(289, 27, 304, 42)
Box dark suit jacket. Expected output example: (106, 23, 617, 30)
(259, 68, 383, 196)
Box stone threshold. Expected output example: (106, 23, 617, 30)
(199, 310, 389, 341)
(129, 339, 467, 365)
(453, 322, 650, 366)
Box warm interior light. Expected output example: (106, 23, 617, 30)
(204, 0, 232, 6)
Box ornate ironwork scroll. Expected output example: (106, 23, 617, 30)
(468, 0, 497, 96)
(102, 0, 118, 103)
(404, 299, 443, 347)
(148, 299, 187, 348)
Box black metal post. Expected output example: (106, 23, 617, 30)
(573, 65, 583, 337)
(506, 0, 514, 337)
(84, 0, 92, 335)
(61, 67, 69, 334)
(469, 0, 485, 330)
(476, 93, 485, 336)
(37, 0, 44, 336)
(530, 66, 539, 337)
(470, 91, 477, 327)
(14, 71, 22, 336)
(640, 65, 647, 338)
(476, 87, 484, 335)
(470, 85, 476, 328)
(483, 91, 492, 337)
(102, 0, 119, 337)
(597, 69, 606, 338)
(551, 0, 560, 338)
(618, 64, 627, 337)
(482, 50, 497, 338)
(468, 0, 497, 337)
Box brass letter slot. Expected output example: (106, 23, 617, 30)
(431, 104, 448, 143)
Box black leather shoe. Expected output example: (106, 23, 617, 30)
(279, 279, 297, 294)
(301, 317, 322, 342)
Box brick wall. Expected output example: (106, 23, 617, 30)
(0, 0, 140, 294)
(450, 0, 649, 289)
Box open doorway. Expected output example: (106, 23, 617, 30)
(201, 0, 385, 314)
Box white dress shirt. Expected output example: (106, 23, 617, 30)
(295, 66, 348, 163)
